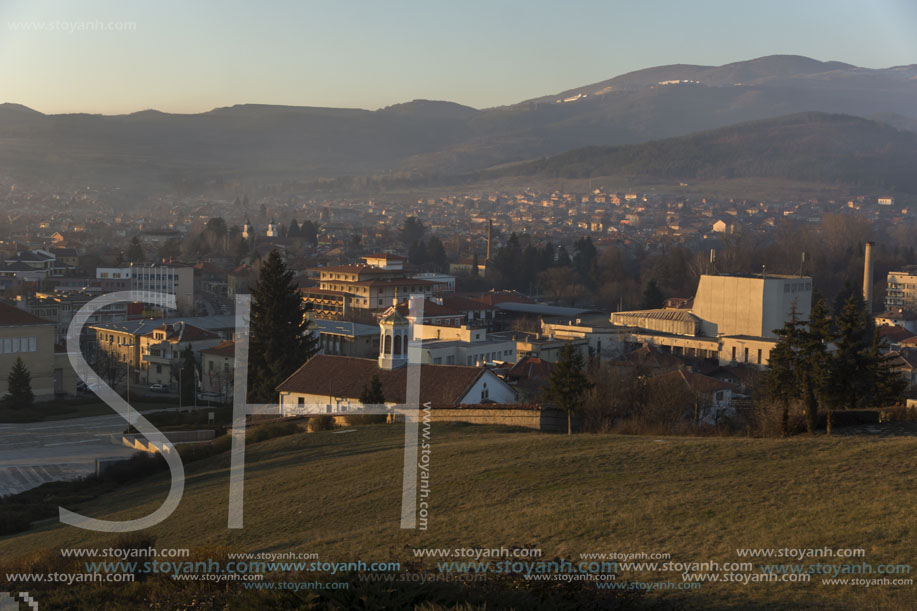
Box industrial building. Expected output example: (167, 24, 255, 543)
(605, 273, 813, 368)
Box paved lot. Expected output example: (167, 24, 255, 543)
(0, 411, 163, 497)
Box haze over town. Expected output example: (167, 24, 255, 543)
(0, 2, 916, 609)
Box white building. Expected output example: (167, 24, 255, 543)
(275, 310, 516, 414)
(96, 264, 195, 315)
(608, 273, 811, 368)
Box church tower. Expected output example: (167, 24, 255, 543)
(266, 218, 278, 238)
(242, 218, 254, 241)
(378, 309, 409, 370)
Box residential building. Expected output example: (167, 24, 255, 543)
(96, 263, 195, 315)
(885, 269, 917, 313)
(140, 321, 221, 388)
(0, 302, 76, 399)
(201, 340, 235, 399)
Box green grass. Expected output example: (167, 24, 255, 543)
(1, 424, 915, 610)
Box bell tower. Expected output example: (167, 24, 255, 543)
(378, 309, 409, 370)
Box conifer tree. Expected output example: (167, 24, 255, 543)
(824, 292, 873, 411)
(179, 345, 197, 407)
(2, 357, 33, 411)
(248, 251, 319, 402)
(359, 374, 385, 405)
(544, 343, 593, 435)
(869, 330, 908, 408)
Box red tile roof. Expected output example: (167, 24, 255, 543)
(506, 356, 556, 381)
(0, 301, 53, 327)
(877, 325, 915, 344)
(276, 355, 504, 405)
(202, 340, 235, 357)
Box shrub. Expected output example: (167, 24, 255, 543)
(342, 414, 387, 426)
(100, 452, 168, 485)
(308, 415, 335, 432)
(0, 508, 32, 536)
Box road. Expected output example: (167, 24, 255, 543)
(0, 409, 175, 498)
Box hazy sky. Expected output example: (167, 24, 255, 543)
(2, 0, 916, 115)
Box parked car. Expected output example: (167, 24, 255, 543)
(149, 383, 167, 392)
(77, 381, 93, 393)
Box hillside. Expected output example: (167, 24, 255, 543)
(2, 55, 916, 193)
(1, 423, 915, 609)
(484, 112, 917, 192)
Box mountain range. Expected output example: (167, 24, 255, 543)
(483, 112, 917, 192)
(1, 55, 916, 193)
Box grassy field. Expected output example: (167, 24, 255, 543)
(1, 423, 915, 609)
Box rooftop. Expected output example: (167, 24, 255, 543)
(276, 355, 501, 405)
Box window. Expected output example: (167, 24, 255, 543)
(11, 337, 19, 353)
(156, 365, 162, 373)
(715, 391, 724, 401)
(744, 347, 749, 362)
(481, 382, 489, 401)
(298, 397, 305, 406)
(757, 349, 762, 364)
(731, 346, 736, 361)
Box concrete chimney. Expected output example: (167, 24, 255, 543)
(863, 241, 875, 312)
(486, 219, 492, 261)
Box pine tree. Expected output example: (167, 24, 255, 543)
(408, 240, 428, 265)
(544, 343, 594, 435)
(869, 331, 908, 407)
(288, 219, 301, 238)
(179, 345, 197, 407)
(427, 235, 448, 271)
(641, 280, 665, 309)
(300, 220, 318, 247)
(767, 309, 803, 436)
(2, 357, 34, 411)
(400, 217, 425, 247)
(825, 292, 873, 411)
(248, 251, 319, 402)
(800, 296, 830, 434)
(359, 374, 385, 405)
(126, 236, 144, 263)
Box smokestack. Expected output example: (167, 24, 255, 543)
(486, 219, 492, 261)
(863, 241, 875, 312)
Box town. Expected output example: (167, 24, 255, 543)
(0, 180, 913, 435)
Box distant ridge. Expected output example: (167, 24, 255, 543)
(1, 55, 916, 192)
(484, 112, 917, 192)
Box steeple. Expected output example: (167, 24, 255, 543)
(378, 309, 409, 370)
(242, 218, 254, 240)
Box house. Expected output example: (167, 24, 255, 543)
(139, 322, 222, 388)
(201, 340, 235, 399)
(650, 369, 738, 425)
(275, 310, 516, 414)
(276, 355, 516, 414)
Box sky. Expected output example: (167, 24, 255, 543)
(1, 0, 916, 115)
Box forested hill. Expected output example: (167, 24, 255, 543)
(484, 113, 917, 192)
